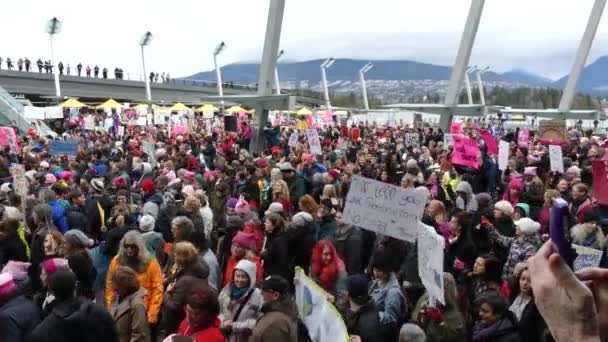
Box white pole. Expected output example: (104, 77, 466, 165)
(476, 70, 485, 106)
(141, 45, 151, 102)
(214, 54, 224, 110)
(558, 0, 606, 111)
(464, 72, 473, 104)
(49, 34, 61, 98)
(321, 66, 331, 109)
(274, 67, 281, 95)
(359, 70, 370, 110)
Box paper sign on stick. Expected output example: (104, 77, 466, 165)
(549, 145, 564, 173)
(306, 129, 322, 155)
(417, 222, 445, 305)
(452, 135, 480, 169)
(518, 129, 529, 147)
(498, 140, 510, 171)
(343, 176, 426, 242)
(84, 115, 95, 130)
(288, 131, 299, 147)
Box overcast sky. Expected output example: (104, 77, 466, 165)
(2, 0, 608, 80)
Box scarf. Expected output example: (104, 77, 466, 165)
(473, 318, 502, 341)
(230, 284, 249, 300)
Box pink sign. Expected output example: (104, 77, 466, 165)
(0, 127, 19, 153)
(171, 124, 188, 136)
(518, 129, 529, 147)
(325, 110, 333, 123)
(452, 135, 480, 169)
(480, 130, 498, 155)
(307, 115, 313, 127)
(450, 121, 463, 134)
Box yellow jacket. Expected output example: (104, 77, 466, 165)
(105, 255, 164, 324)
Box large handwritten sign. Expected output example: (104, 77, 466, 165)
(417, 221, 445, 305)
(405, 133, 420, 148)
(343, 176, 426, 242)
(498, 140, 510, 171)
(288, 131, 299, 147)
(307, 129, 322, 155)
(573, 244, 602, 271)
(452, 135, 479, 169)
(549, 145, 564, 173)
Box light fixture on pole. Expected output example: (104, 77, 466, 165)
(359, 62, 373, 110)
(213, 41, 226, 110)
(46, 17, 62, 100)
(320, 57, 335, 109)
(464, 65, 476, 105)
(274, 49, 284, 95)
(139, 31, 153, 102)
(476, 66, 489, 107)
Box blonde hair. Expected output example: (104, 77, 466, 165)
(273, 180, 290, 201)
(117, 231, 150, 271)
(174, 241, 199, 266)
(299, 194, 318, 216)
(321, 184, 337, 200)
(184, 196, 201, 213)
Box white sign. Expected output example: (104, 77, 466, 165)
(306, 128, 322, 155)
(44, 106, 64, 119)
(417, 221, 445, 305)
(23, 106, 46, 120)
(136, 116, 147, 126)
(498, 140, 510, 171)
(343, 176, 426, 242)
(83, 115, 95, 130)
(405, 133, 420, 148)
(573, 244, 603, 271)
(103, 118, 114, 131)
(117, 126, 125, 137)
(443, 133, 462, 149)
(549, 145, 564, 173)
(288, 131, 299, 147)
(202, 111, 214, 119)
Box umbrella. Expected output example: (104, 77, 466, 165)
(225, 105, 246, 113)
(196, 104, 219, 112)
(170, 102, 190, 111)
(296, 107, 313, 116)
(61, 98, 87, 108)
(96, 99, 122, 110)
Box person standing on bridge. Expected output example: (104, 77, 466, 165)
(149, 72, 154, 83)
(17, 58, 23, 71)
(154, 73, 159, 83)
(86, 65, 91, 77)
(44, 60, 50, 73)
(166, 73, 170, 82)
(77, 63, 82, 76)
(102, 67, 108, 79)
(36, 59, 43, 72)
(94, 65, 99, 78)
(25, 58, 31, 72)
(66, 64, 71, 75)
(0, 57, 3, 70)
(6, 58, 13, 70)
(58, 62, 64, 75)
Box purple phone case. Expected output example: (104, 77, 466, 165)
(550, 198, 577, 268)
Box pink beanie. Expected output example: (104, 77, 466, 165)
(232, 231, 257, 250)
(0, 273, 16, 297)
(42, 258, 70, 276)
(235, 197, 250, 214)
(45, 173, 57, 185)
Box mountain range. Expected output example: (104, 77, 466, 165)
(187, 57, 608, 100)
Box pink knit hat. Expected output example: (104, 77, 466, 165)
(45, 173, 57, 185)
(232, 231, 257, 250)
(42, 258, 70, 276)
(234, 196, 250, 214)
(0, 273, 16, 297)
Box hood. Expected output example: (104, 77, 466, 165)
(235, 259, 257, 290)
(455, 181, 473, 198)
(571, 222, 606, 249)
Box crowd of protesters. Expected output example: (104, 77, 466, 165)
(0, 113, 607, 342)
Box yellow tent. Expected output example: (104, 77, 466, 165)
(170, 102, 191, 111)
(132, 103, 149, 110)
(61, 98, 87, 108)
(225, 106, 246, 113)
(96, 99, 122, 110)
(334, 110, 348, 116)
(246, 108, 255, 114)
(296, 107, 312, 116)
(196, 104, 219, 112)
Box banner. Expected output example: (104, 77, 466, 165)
(202, 111, 214, 119)
(517, 129, 529, 147)
(0, 127, 19, 153)
(288, 131, 299, 147)
(172, 125, 188, 136)
(343, 175, 426, 242)
(417, 221, 445, 305)
(325, 110, 333, 124)
(23, 106, 46, 120)
(479, 130, 498, 155)
(452, 135, 480, 169)
(44, 106, 64, 119)
(498, 140, 510, 171)
(295, 267, 349, 342)
(592, 160, 608, 205)
(549, 145, 564, 173)
(405, 133, 420, 148)
(307, 129, 322, 155)
(573, 244, 603, 271)
(50, 140, 78, 157)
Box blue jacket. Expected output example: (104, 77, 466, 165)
(369, 273, 407, 332)
(49, 199, 69, 234)
(0, 295, 41, 342)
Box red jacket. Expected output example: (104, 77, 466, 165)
(177, 318, 225, 342)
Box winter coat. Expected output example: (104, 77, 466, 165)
(513, 296, 550, 342)
(412, 293, 467, 342)
(48, 199, 69, 234)
(218, 268, 263, 342)
(286, 221, 316, 273)
(0, 294, 41, 342)
(111, 288, 150, 342)
(0, 234, 28, 268)
(105, 257, 163, 324)
(262, 231, 291, 281)
(455, 181, 478, 213)
(28, 297, 119, 342)
(201, 249, 220, 290)
(141, 231, 166, 265)
(472, 312, 521, 342)
(285, 174, 306, 204)
(85, 193, 113, 240)
(177, 318, 225, 342)
(316, 216, 338, 241)
(65, 205, 89, 232)
(66, 251, 97, 299)
(249, 297, 298, 342)
(570, 197, 593, 223)
(345, 300, 384, 342)
(369, 273, 407, 340)
(332, 225, 363, 275)
(490, 230, 541, 280)
(444, 233, 477, 274)
(571, 222, 606, 250)
(103, 225, 135, 257)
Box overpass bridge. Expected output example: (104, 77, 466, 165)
(0, 70, 257, 105)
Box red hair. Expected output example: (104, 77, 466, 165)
(311, 240, 343, 292)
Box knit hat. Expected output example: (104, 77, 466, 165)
(260, 275, 289, 296)
(59, 170, 73, 182)
(227, 197, 239, 209)
(0, 273, 16, 297)
(514, 203, 530, 217)
(328, 169, 340, 181)
(514, 218, 540, 235)
(142, 202, 159, 219)
(112, 176, 128, 189)
(182, 185, 195, 198)
(235, 197, 251, 214)
(91, 178, 104, 192)
(33, 204, 53, 222)
(255, 158, 269, 169)
(279, 162, 294, 172)
(94, 164, 108, 177)
(0, 183, 12, 194)
(232, 231, 257, 250)
(42, 258, 70, 277)
(346, 274, 370, 301)
(140, 179, 155, 194)
(1, 261, 30, 282)
(139, 215, 156, 232)
(45, 173, 57, 185)
(292, 212, 314, 227)
(494, 200, 514, 216)
(64, 230, 94, 248)
(265, 202, 284, 216)
(40, 161, 50, 169)
(406, 159, 418, 169)
(302, 153, 314, 164)
(235, 259, 257, 290)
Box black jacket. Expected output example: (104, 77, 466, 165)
(333, 225, 363, 275)
(65, 205, 89, 233)
(0, 294, 41, 342)
(66, 251, 97, 299)
(262, 231, 291, 281)
(346, 300, 384, 342)
(0, 234, 28, 268)
(516, 298, 551, 342)
(286, 222, 316, 273)
(28, 298, 119, 342)
(85, 194, 113, 240)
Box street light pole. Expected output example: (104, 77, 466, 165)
(320, 57, 335, 109)
(359, 62, 373, 110)
(213, 42, 226, 111)
(46, 17, 62, 100)
(274, 49, 284, 95)
(139, 31, 153, 102)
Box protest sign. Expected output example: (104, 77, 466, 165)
(325, 110, 333, 124)
(539, 120, 566, 142)
(592, 160, 608, 205)
(295, 267, 349, 342)
(417, 221, 445, 305)
(103, 118, 113, 131)
(479, 130, 498, 155)
(452, 135, 480, 169)
(288, 131, 299, 147)
(9, 164, 27, 211)
(498, 140, 510, 171)
(202, 111, 214, 119)
(44, 106, 63, 119)
(517, 129, 529, 147)
(136, 117, 147, 126)
(50, 140, 78, 157)
(405, 133, 420, 148)
(117, 126, 125, 137)
(84, 115, 95, 130)
(573, 244, 603, 271)
(0, 127, 19, 153)
(450, 121, 463, 134)
(171, 125, 188, 136)
(343, 176, 426, 242)
(24, 106, 46, 120)
(143, 142, 156, 168)
(443, 133, 458, 148)
(307, 129, 322, 155)
(549, 145, 564, 173)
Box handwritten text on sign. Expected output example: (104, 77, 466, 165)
(307, 129, 322, 155)
(452, 135, 480, 169)
(343, 176, 426, 242)
(573, 244, 602, 271)
(549, 145, 564, 173)
(418, 221, 445, 305)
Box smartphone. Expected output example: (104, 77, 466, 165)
(550, 198, 577, 268)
